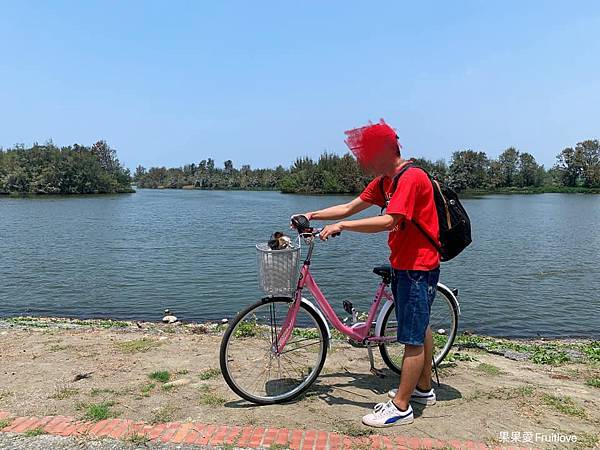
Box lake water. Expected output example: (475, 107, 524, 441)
(1, 190, 599, 338)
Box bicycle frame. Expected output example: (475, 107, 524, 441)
(275, 235, 396, 353)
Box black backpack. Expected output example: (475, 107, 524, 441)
(379, 163, 472, 262)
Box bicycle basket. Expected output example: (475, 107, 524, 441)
(256, 242, 301, 296)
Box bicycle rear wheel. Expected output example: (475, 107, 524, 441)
(378, 285, 459, 373)
(220, 297, 328, 405)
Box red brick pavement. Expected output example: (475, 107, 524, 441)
(0, 410, 539, 449)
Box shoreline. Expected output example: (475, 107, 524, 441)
(1, 315, 598, 341)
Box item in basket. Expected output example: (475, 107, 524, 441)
(268, 231, 292, 250)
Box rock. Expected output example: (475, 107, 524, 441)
(221, 318, 228, 324)
(163, 378, 191, 388)
(73, 372, 93, 382)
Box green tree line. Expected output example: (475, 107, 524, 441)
(0, 141, 133, 195)
(135, 139, 600, 194)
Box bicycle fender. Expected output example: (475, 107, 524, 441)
(375, 299, 394, 338)
(437, 282, 461, 316)
(301, 297, 332, 346)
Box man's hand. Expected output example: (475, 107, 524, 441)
(319, 222, 344, 240)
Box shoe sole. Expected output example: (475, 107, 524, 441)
(362, 417, 415, 427)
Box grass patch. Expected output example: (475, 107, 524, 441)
(292, 327, 320, 339)
(150, 405, 178, 424)
(333, 420, 374, 437)
(115, 338, 161, 353)
(200, 390, 227, 406)
(90, 388, 117, 397)
(149, 370, 170, 383)
(23, 427, 46, 437)
(575, 432, 599, 449)
(233, 319, 259, 338)
(476, 363, 503, 376)
(140, 382, 156, 397)
(50, 387, 79, 400)
(49, 344, 67, 352)
(446, 352, 478, 362)
(542, 394, 586, 418)
(484, 385, 534, 400)
(582, 341, 600, 362)
(125, 432, 150, 444)
(0, 419, 12, 429)
(198, 368, 221, 380)
(585, 377, 600, 388)
(77, 401, 117, 421)
(5, 317, 49, 328)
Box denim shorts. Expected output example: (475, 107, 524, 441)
(391, 267, 440, 346)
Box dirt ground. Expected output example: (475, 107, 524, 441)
(0, 318, 598, 449)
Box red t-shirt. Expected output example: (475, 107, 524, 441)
(360, 164, 440, 270)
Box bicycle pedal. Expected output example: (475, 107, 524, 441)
(342, 300, 354, 315)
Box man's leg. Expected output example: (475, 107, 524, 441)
(392, 344, 424, 411)
(418, 325, 433, 390)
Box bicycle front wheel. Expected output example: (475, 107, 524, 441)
(379, 285, 459, 373)
(220, 297, 328, 405)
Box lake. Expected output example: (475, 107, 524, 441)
(1, 190, 599, 338)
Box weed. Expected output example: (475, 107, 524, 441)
(582, 341, 600, 362)
(49, 344, 67, 352)
(23, 427, 46, 437)
(446, 352, 478, 362)
(200, 392, 227, 406)
(292, 327, 320, 339)
(90, 388, 116, 397)
(234, 319, 259, 338)
(575, 432, 599, 449)
(140, 383, 156, 397)
(542, 394, 586, 418)
(115, 338, 161, 353)
(333, 420, 374, 437)
(77, 401, 117, 421)
(175, 369, 189, 375)
(476, 363, 502, 376)
(149, 370, 170, 383)
(585, 377, 600, 388)
(50, 387, 79, 400)
(0, 419, 12, 429)
(198, 368, 221, 380)
(125, 432, 150, 444)
(150, 405, 178, 424)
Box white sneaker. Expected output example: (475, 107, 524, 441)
(362, 401, 414, 428)
(388, 387, 436, 406)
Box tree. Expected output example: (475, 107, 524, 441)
(448, 150, 489, 191)
(498, 147, 520, 187)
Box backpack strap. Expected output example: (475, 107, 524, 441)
(380, 163, 442, 254)
(379, 162, 414, 215)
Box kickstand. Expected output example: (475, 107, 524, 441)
(432, 355, 440, 387)
(367, 345, 386, 378)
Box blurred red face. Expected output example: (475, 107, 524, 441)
(359, 141, 399, 175)
(345, 120, 401, 176)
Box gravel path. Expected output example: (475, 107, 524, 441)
(0, 433, 217, 450)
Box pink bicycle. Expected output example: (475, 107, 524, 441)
(220, 215, 460, 404)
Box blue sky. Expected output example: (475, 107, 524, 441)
(1, 1, 599, 170)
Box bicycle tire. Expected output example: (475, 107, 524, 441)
(378, 285, 459, 373)
(220, 296, 329, 405)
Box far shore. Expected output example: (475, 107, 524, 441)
(0, 316, 598, 448)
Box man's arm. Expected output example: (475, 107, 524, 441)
(319, 214, 403, 240)
(304, 196, 372, 221)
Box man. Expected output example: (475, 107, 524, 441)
(297, 119, 440, 427)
